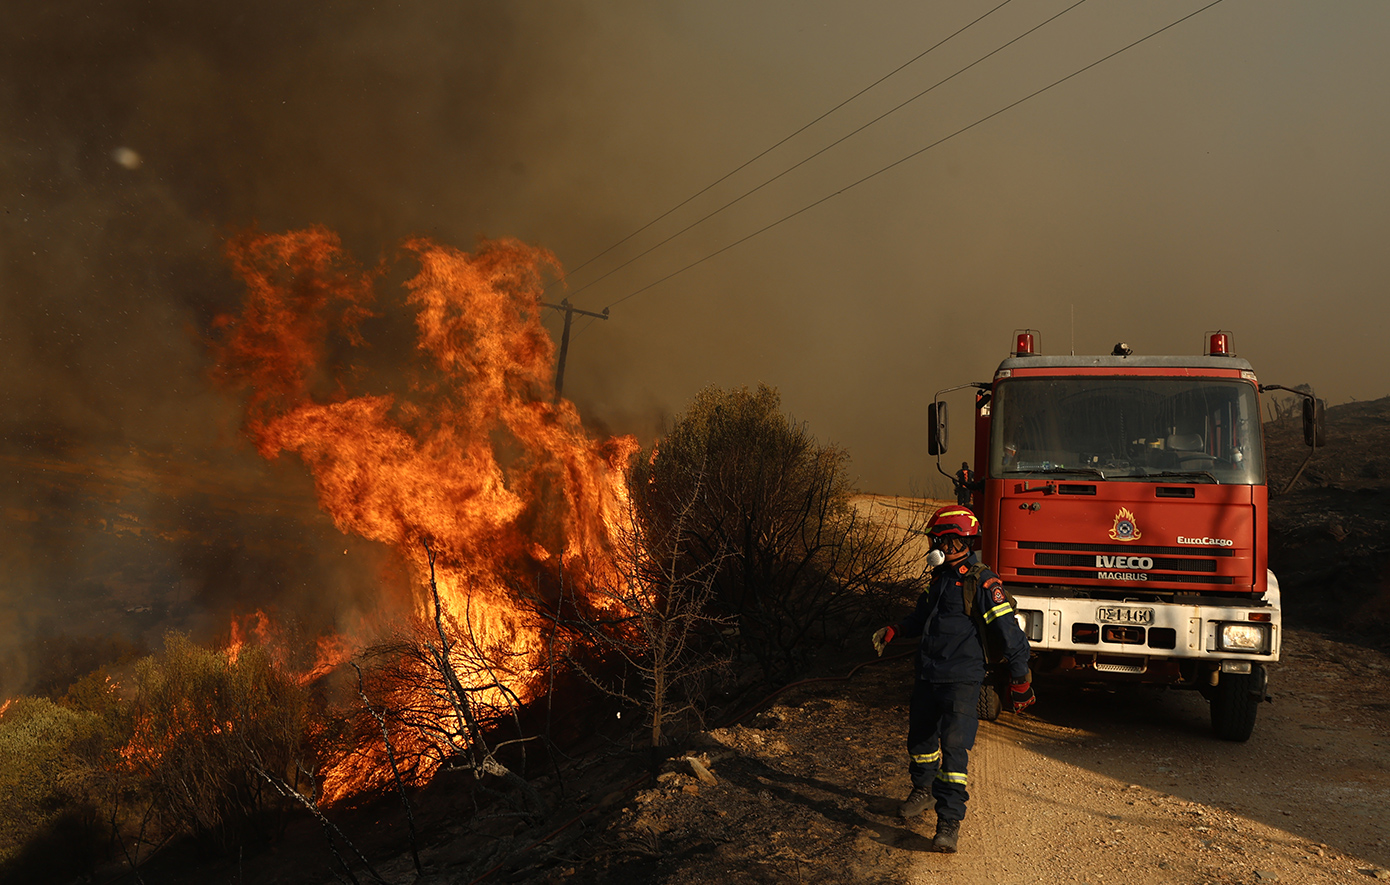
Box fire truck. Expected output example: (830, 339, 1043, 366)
(927, 331, 1323, 740)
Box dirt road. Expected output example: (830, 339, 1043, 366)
(595, 627, 1390, 885)
(898, 628, 1390, 884)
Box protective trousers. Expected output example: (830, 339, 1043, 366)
(907, 680, 979, 822)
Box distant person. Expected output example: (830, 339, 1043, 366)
(869, 506, 1034, 853)
(952, 462, 976, 506)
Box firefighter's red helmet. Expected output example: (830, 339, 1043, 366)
(927, 506, 980, 539)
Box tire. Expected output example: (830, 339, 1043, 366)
(1210, 670, 1260, 741)
(977, 683, 1002, 721)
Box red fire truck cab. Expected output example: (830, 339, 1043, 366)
(928, 332, 1322, 741)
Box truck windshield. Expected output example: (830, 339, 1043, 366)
(990, 377, 1264, 485)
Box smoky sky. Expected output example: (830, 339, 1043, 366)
(5, 0, 1390, 490)
(1, 0, 600, 692)
(3, 1, 1389, 690)
(1, 0, 582, 452)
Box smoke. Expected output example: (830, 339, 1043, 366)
(4, 1, 1389, 694)
(0, 0, 611, 695)
(1, 1, 594, 442)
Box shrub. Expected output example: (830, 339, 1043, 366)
(631, 384, 926, 683)
(121, 633, 316, 850)
(0, 697, 105, 874)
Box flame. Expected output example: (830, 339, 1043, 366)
(301, 631, 356, 685)
(222, 609, 357, 686)
(212, 228, 637, 800)
(224, 610, 273, 664)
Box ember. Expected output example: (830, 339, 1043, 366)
(212, 228, 637, 800)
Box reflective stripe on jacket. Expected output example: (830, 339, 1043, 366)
(896, 560, 1032, 684)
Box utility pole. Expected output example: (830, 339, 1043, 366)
(542, 299, 609, 399)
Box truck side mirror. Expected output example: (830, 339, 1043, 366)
(1303, 397, 1326, 447)
(928, 401, 948, 455)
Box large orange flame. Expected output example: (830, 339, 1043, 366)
(212, 228, 637, 799)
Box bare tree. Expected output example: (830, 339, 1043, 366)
(338, 544, 544, 819)
(555, 465, 732, 748)
(351, 663, 421, 877)
(1266, 383, 1313, 423)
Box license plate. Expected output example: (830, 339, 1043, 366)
(1096, 606, 1154, 625)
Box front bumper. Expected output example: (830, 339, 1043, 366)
(1010, 574, 1281, 669)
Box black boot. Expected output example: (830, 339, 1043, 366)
(932, 818, 960, 853)
(898, 786, 933, 818)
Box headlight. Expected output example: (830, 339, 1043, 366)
(1015, 609, 1044, 643)
(1218, 622, 1270, 654)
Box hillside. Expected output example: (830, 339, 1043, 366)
(66, 395, 1390, 885)
(1265, 395, 1390, 639)
(87, 625, 1389, 885)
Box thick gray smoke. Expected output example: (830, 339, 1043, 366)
(3, 1, 1388, 695)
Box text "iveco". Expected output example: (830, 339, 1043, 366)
(1096, 555, 1153, 570)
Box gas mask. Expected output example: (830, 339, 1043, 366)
(929, 534, 969, 564)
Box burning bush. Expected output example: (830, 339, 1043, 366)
(121, 633, 317, 850)
(325, 555, 548, 813)
(1, 632, 336, 879)
(631, 384, 927, 683)
(207, 227, 641, 805)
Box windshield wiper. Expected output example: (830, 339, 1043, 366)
(1002, 466, 1107, 479)
(1139, 470, 1220, 484)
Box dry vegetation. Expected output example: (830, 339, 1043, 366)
(0, 383, 929, 884)
(0, 634, 320, 883)
(1265, 394, 1390, 639)
(5, 391, 1383, 885)
(628, 384, 930, 685)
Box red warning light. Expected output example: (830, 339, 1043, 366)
(1015, 332, 1036, 356)
(1208, 332, 1231, 356)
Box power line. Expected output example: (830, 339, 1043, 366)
(541, 300, 608, 398)
(561, 0, 1090, 305)
(552, 0, 1021, 290)
(601, 0, 1227, 311)
(568, 314, 601, 344)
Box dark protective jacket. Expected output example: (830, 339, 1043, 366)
(896, 559, 1032, 684)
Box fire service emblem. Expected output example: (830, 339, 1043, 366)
(1108, 507, 1142, 542)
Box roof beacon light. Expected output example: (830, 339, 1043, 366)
(1013, 329, 1038, 356)
(1207, 330, 1232, 356)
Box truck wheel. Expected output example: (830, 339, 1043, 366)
(977, 683, 1002, 721)
(1210, 671, 1259, 741)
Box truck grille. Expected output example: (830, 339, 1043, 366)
(1013, 541, 1239, 585)
(1032, 552, 1217, 573)
(1018, 567, 1234, 584)
(1020, 541, 1234, 557)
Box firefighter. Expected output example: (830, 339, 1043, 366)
(952, 462, 976, 506)
(870, 505, 1034, 853)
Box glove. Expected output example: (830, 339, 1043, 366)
(871, 626, 896, 656)
(1010, 680, 1036, 713)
